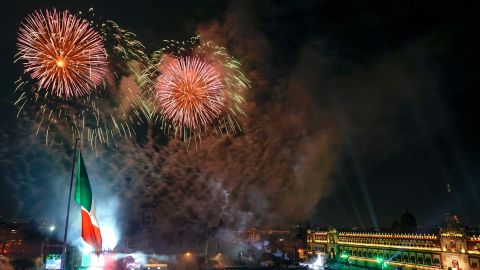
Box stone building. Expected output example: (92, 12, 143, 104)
(306, 213, 480, 270)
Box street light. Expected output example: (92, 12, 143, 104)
(216, 253, 222, 269)
(185, 252, 192, 270)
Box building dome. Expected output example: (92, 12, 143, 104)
(399, 209, 417, 231)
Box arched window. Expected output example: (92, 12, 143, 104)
(425, 257, 432, 265)
(417, 256, 424, 265)
(433, 258, 440, 266)
(410, 256, 416, 263)
(386, 252, 393, 260)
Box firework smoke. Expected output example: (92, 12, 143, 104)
(16, 9, 108, 99)
(0, 123, 122, 252)
(4, 1, 342, 254)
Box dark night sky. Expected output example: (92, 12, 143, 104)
(1, 0, 480, 232)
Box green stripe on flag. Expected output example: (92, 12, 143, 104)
(74, 152, 92, 212)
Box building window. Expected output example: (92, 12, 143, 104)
(425, 257, 432, 265)
(470, 258, 479, 268)
(143, 212, 154, 225)
(410, 256, 416, 264)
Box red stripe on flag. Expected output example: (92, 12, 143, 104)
(81, 208, 102, 254)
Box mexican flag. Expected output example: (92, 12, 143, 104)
(74, 152, 102, 254)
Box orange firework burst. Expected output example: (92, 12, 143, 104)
(17, 9, 108, 99)
(155, 56, 225, 130)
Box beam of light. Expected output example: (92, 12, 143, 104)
(335, 107, 379, 229)
(16, 9, 108, 99)
(346, 136, 379, 229)
(338, 170, 366, 230)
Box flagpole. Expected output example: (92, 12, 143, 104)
(61, 138, 80, 270)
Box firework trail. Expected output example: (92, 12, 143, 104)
(144, 37, 250, 143)
(16, 9, 108, 99)
(14, 8, 152, 149)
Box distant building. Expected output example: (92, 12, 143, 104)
(246, 226, 307, 261)
(307, 213, 480, 270)
(0, 219, 46, 269)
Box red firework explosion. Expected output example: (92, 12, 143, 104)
(17, 9, 108, 99)
(155, 56, 225, 129)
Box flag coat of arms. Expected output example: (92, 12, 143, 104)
(74, 152, 102, 254)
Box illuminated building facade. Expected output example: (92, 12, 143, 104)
(0, 219, 44, 261)
(306, 215, 480, 270)
(246, 227, 307, 261)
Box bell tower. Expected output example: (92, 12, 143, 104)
(326, 226, 338, 259)
(439, 188, 469, 270)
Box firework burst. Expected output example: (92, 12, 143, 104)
(16, 9, 108, 99)
(156, 56, 224, 129)
(146, 37, 250, 142)
(14, 8, 152, 150)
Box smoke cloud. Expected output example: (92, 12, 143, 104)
(1, 0, 343, 254)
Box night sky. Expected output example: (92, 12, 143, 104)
(1, 0, 480, 238)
